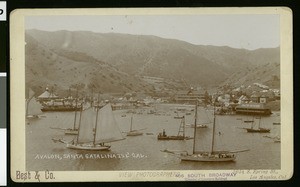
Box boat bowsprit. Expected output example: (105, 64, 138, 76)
(181, 152, 236, 162)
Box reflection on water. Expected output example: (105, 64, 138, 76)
(26, 104, 280, 171)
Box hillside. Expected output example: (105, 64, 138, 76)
(25, 34, 154, 96)
(221, 62, 280, 88)
(25, 29, 280, 95)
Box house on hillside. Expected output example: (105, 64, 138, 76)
(250, 91, 275, 104)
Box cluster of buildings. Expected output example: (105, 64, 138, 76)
(213, 83, 280, 115)
(33, 82, 280, 115)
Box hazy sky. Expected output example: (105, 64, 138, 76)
(25, 14, 280, 50)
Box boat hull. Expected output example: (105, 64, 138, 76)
(41, 106, 81, 112)
(64, 129, 79, 135)
(26, 115, 40, 120)
(186, 124, 208, 128)
(181, 153, 236, 162)
(127, 131, 143, 136)
(157, 135, 192, 140)
(246, 128, 270, 133)
(66, 144, 111, 151)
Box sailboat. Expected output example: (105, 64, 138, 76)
(65, 90, 80, 135)
(185, 107, 210, 128)
(50, 89, 81, 135)
(157, 116, 192, 140)
(178, 103, 248, 162)
(263, 135, 281, 143)
(53, 103, 125, 151)
(126, 115, 144, 136)
(174, 114, 184, 119)
(26, 97, 42, 119)
(243, 116, 270, 133)
(26, 89, 42, 119)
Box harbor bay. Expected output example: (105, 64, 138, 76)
(26, 104, 280, 171)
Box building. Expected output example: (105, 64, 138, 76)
(37, 88, 59, 101)
(235, 103, 272, 116)
(174, 88, 205, 104)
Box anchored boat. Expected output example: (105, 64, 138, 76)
(243, 116, 270, 133)
(126, 115, 144, 136)
(161, 102, 249, 162)
(158, 116, 192, 140)
(52, 103, 125, 151)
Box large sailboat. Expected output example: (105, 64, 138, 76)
(53, 103, 125, 151)
(179, 104, 236, 161)
(170, 103, 249, 162)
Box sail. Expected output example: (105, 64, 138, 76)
(26, 97, 42, 116)
(73, 109, 81, 129)
(27, 88, 35, 100)
(77, 107, 96, 143)
(197, 107, 212, 124)
(94, 103, 124, 144)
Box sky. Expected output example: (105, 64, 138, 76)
(25, 14, 280, 50)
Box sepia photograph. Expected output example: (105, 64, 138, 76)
(10, 7, 293, 182)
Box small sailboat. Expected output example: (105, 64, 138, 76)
(174, 115, 184, 119)
(174, 111, 184, 119)
(185, 123, 208, 128)
(53, 103, 125, 151)
(126, 115, 144, 136)
(26, 97, 42, 119)
(243, 116, 270, 133)
(157, 116, 192, 140)
(263, 135, 281, 143)
(26, 89, 42, 119)
(273, 122, 281, 125)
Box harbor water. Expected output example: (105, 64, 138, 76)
(26, 104, 281, 171)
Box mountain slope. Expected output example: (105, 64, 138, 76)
(25, 34, 155, 96)
(25, 29, 280, 94)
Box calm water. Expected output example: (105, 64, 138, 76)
(26, 104, 281, 171)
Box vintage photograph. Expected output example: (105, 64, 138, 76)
(10, 8, 293, 181)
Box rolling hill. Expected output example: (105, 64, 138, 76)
(25, 29, 280, 95)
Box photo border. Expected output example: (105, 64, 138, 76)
(10, 7, 293, 182)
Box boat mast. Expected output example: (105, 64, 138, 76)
(91, 88, 94, 107)
(73, 87, 78, 130)
(130, 115, 133, 132)
(210, 103, 216, 154)
(192, 100, 198, 154)
(183, 116, 185, 138)
(93, 93, 100, 146)
(76, 103, 83, 144)
(258, 115, 261, 129)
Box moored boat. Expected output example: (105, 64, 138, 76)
(158, 116, 192, 140)
(52, 103, 125, 151)
(126, 115, 144, 136)
(163, 102, 249, 162)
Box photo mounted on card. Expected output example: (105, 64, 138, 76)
(10, 7, 293, 182)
